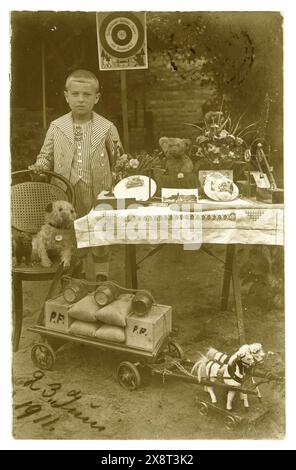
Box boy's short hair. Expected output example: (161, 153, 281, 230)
(65, 70, 99, 92)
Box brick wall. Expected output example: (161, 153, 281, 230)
(145, 52, 213, 147)
(99, 52, 213, 152)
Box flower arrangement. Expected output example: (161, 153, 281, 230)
(112, 150, 162, 185)
(185, 110, 255, 167)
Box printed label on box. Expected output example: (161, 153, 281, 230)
(125, 304, 172, 351)
(45, 295, 73, 332)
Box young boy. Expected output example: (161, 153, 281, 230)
(29, 69, 123, 279)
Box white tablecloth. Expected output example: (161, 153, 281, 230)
(74, 198, 284, 247)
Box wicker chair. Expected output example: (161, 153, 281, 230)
(11, 169, 76, 351)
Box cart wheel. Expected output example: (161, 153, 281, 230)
(165, 341, 184, 360)
(198, 401, 209, 416)
(31, 342, 56, 370)
(224, 415, 238, 431)
(117, 361, 141, 391)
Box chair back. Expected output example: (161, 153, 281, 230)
(11, 170, 75, 234)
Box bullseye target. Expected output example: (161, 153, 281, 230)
(96, 12, 148, 70)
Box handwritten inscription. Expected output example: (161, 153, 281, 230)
(14, 370, 106, 432)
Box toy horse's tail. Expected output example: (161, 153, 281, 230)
(191, 352, 208, 383)
(206, 347, 219, 360)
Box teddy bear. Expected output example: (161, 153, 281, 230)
(159, 137, 194, 177)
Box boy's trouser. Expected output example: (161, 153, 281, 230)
(74, 180, 109, 279)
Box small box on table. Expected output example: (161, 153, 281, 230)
(256, 187, 284, 204)
(125, 304, 172, 351)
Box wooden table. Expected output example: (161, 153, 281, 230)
(74, 198, 284, 345)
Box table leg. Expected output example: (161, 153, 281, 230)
(221, 245, 246, 345)
(125, 245, 138, 289)
(221, 244, 234, 311)
(231, 246, 246, 345)
(12, 273, 23, 352)
(85, 250, 96, 281)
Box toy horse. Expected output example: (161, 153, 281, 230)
(205, 343, 266, 403)
(206, 343, 266, 366)
(191, 345, 255, 410)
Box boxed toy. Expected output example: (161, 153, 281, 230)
(125, 304, 172, 351)
(44, 294, 74, 332)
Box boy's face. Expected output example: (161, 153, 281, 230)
(64, 80, 100, 119)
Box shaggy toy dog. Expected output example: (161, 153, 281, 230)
(32, 200, 77, 268)
(12, 228, 33, 265)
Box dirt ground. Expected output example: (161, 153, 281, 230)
(12, 244, 285, 440)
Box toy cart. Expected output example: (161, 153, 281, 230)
(27, 322, 184, 392)
(28, 273, 185, 391)
(28, 322, 277, 431)
(28, 274, 277, 430)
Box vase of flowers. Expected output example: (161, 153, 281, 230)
(185, 110, 255, 182)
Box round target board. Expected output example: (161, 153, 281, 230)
(99, 12, 144, 59)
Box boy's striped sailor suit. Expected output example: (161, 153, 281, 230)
(34, 110, 123, 276)
(35, 111, 122, 215)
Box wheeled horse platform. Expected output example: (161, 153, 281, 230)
(144, 357, 273, 431)
(195, 391, 272, 431)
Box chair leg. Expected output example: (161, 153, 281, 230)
(12, 273, 23, 352)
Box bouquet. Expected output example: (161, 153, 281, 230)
(112, 150, 162, 185)
(185, 110, 254, 166)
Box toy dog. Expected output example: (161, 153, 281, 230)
(32, 200, 77, 268)
(12, 228, 32, 265)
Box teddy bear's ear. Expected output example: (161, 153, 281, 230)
(45, 202, 53, 213)
(183, 139, 192, 151)
(159, 137, 169, 153)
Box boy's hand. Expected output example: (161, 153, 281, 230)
(28, 162, 46, 174)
